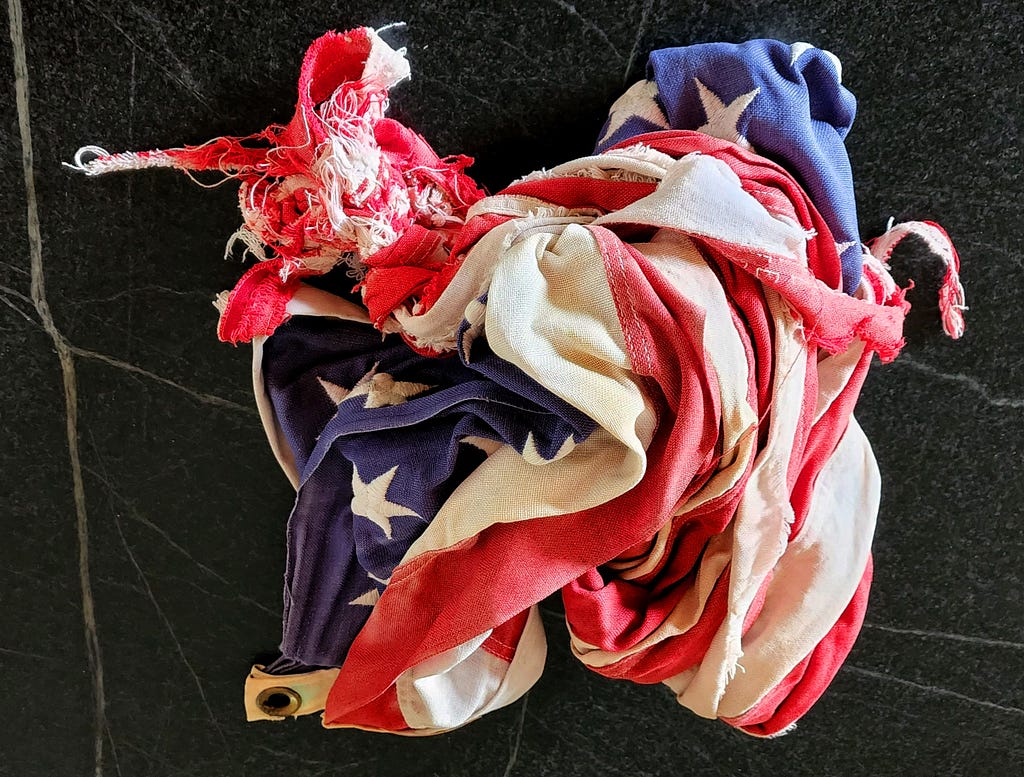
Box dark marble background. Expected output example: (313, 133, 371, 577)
(3, 1, 1021, 775)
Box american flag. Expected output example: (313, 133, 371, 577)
(73, 28, 964, 737)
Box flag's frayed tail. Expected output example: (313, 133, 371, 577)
(63, 25, 484, 345)
(64, 145, 176, 175)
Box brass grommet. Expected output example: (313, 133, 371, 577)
(256, 686, 302, 717)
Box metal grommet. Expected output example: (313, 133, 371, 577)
(256, 686, 302, 717)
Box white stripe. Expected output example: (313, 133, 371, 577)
(594, 154, 810, 262)
(570, 229, 763, 668)
(396, 607, 545, 731)
(714, 416, 878, 718)
(674, 290, 808, 718)
(401, 224, 654, 559)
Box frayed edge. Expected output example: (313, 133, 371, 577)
(63, 145, 177, 175)
(224, 226, 271, 263)
(212, 290, 230, 314)
(868, 220, 967, 340)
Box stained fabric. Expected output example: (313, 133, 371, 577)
(71, 26, 965, 737)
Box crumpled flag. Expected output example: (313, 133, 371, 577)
(71, 27, 966, 737)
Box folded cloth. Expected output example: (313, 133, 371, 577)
(70, 26, 965, 737)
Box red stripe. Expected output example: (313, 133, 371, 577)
(480, 609, 530, 664)
(216, 259, 300, 344)
(500, 177, 656, 213)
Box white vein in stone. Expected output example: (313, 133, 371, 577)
(9, 0, 107, 773)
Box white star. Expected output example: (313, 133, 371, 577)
(598, 80, 669, 146)
(521, 432, 576, 465)
(317, 376, 351, 405)
(349, 588, 380, 607)
(694, 79, 760, 149)
(835, 239, 860, 255)
(351, 465, 421, 540)
(461, 297, 487, 363)
(347, 370, 433, 409)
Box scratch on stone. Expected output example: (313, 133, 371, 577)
(682, 738, 725, 775)
(128, 49, 136, 138)
(170, 575, 279, 618)
(126, 49, 135, 215)
(103, 564, 277, 619)
(131, 518, 229, 583)
(237, 594, 278, 618)
(118, 736, 177, 774)
(112, 514, 229, 746)
(85, 441, 279, 619)
(623, 0, 656, 84)
(1, 565, 47, 582)
(411, 72, 504, 115)
(7, 300, 243, 412)
(104, 727, 123, 777)
(503, 693, 529, 777)
(129, 3, 204, 94)
(844, 665, 1024, 716)
(0, 282, 38, 326)
(249, 743, 366, 771)
(83, 464, 232, 585)
(69, 345, 257, 415)
(0, 282, 32, 306)
(0, 645, 58, 661)
(9, 1, 108, 775)
(527, 709, 607, 769)
(863, 622, 1024, 650)
(81, 0, 217, 114)
(72, 285, 209, 306)
(96, 575, 147, 597)
(497, 38, 531, 60)
(548, 0, 624, 60)
(75, 306, 215, 370)
(891, 355, 1024, 410)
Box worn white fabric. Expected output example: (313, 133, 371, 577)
(395, 607, 545, 732)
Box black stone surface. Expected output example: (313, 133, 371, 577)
(2, 2, 1022, 775)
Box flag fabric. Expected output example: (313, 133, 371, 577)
(254, 291, 595, 672)
(71, 27, 966, 737)
(596, 40, 864, 295)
